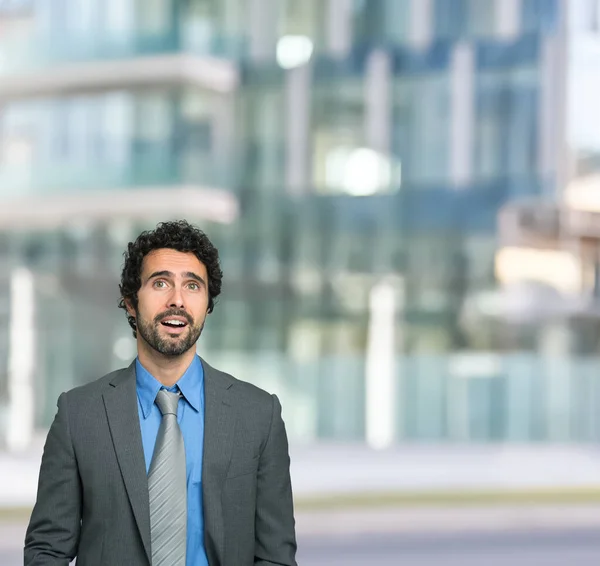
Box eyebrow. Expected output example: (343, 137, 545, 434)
(145, 270, 206, 287)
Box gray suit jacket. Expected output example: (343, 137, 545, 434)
(24, 358, 297, 566)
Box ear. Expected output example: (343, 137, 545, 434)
(124, 298, 136, 318)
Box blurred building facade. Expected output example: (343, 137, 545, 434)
(2, 0, 600, 448)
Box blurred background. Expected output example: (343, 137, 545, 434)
(3, 0, 600, 564)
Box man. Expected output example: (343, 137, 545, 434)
(25, 220, 297, 566)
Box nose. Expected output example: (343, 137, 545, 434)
(167, 285, 185, 309)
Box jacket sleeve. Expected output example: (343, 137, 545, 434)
(24, 392, 82, 565)
(254, 394, 298, 566)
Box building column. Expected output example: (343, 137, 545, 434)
(366, 279, 401, 448)
(539, 322, 572, 441)
(212, 93, 237, 186)
(326, 0, 353, 57)
(285, 64, 312, 195)
(538, 0, 570, 199)
(5, 268, 36, 452)
(450, 42, 475, 188)
(364, 49, 392, 156)
(248, 0, 279, 61)
(495, 0, 521, 39)
(409, 0, 433, 49)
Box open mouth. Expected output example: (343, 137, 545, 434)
(160, 319, 188, 332)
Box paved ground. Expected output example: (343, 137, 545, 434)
(6, 442, 600, 507)
(298, 529, 600, 566)
(7, 505, 600, 565)
(289, 443, 600, 497)
(295, 504, 600, 538)
(7, 527, 600, 565)
(1, 523, 25, 566)
(7, 439, 600, 564)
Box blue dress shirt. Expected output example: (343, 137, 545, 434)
(136, 355, 208, 566)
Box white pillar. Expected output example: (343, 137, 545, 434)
(366, 279, 399, 449)
(364, 49, 392, 155)
(6, 268, 36, 452)
(540, 323, 572, 441)
(538, 37, 555, 182)
(326, 0, 353, 57)
(249, 0, 279, 61)
(538, 1, 570, 199)
(212, 93, 236, 185)
(285, 64, 312, 195)
(409, 0, 433, 49)
(495, 0, 521, 39)
(450, 42, 475, 188)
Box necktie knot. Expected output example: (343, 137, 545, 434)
(155, 389, 180, 416)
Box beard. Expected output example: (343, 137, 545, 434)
(136, 309, 204, 357)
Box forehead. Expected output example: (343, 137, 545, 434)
(141, 249, 207, 276)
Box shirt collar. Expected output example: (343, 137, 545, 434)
(175, 355, 204, 413)
(135, 355, 204, 419)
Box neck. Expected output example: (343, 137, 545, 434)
(136, 341, 197, 388)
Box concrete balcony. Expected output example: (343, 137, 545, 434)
(0, 185, 239, 230)
(0, 154, 240, 230)
(0, 34, 241, 99)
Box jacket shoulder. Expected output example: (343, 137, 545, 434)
(202, 358, 275, 407)
(61, 365, 132, 403)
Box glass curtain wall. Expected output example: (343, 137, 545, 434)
(0, 86, 234, 195)
(3, 0, 588, 445)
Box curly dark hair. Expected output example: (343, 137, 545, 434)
(118, 220, 223, 337)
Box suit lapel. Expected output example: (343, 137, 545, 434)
(103, 362, 151, 563)
(201, 358, 236, 564)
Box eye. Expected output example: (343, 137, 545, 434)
(153, 280, 167, 289)
(188, 282, 200, 291)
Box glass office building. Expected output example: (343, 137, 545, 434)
(3, 0, 598, 447)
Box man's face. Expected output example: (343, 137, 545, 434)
(128, 249, 209, 357)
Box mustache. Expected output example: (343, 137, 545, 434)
(154, 310, 194, 325)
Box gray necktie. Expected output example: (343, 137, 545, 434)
(148, 389, 187, 566)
